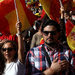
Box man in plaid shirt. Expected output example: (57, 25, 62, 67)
(26, 19, 75, 75)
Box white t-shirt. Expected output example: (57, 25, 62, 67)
(3, 60, 25, 75)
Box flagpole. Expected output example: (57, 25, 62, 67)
(14, 0, 19, 22)
(59, 0, 63, 6)
(59, 1, 70, 74)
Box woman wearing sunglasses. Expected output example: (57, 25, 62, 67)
(1, 21, 25, 75)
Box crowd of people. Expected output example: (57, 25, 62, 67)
(0, 1, 75, 75)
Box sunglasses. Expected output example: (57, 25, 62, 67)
(1, 48, 14, 52)
(43, 31, 56, 36)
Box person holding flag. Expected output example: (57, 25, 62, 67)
(1, 21, 25, 75)
(59, 1, 75, 54)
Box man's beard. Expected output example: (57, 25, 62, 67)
(44, 37, 55, 45)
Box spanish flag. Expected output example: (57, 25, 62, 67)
(66, 20, 75, 53)
(39, 0, 62, 23)
(0, 0, 37, 35)
(39, 0, 73, 23)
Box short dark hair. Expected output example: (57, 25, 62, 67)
(41, 19, 60, 32)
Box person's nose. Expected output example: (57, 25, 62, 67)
(5, 49, 8, 52)
(48, 33, 53, 37)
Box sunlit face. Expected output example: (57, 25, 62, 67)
(2, 42, 16, 62)
(42, 25, 60, 45)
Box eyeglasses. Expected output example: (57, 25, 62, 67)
(43, 31, 57, 36)
(1, 48, 14, 52)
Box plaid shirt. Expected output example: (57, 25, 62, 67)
(26, 44, 75, 75)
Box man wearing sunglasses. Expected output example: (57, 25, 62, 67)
(26, 19, 75, 75)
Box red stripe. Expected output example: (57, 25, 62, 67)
(50, 0, 60, 23)
(20, 0, 37, 26)
(65, 20, 74, 37)
(0, 0, 15, 17)
(0, 17, 10, 34)
(62, 0, 72, 4)
(39, 47, 43, 71)
(72, 51, 75, 54)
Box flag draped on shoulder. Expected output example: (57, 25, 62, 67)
(39, 0, 73, 23)
(66, 20, 75, 53)
(0, 0, 37, 35)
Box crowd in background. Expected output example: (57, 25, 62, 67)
(0, 0, 75, 75)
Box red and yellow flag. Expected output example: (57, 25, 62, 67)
(0, 0, 37, 35)
(39, 0, 62, 22)
(40, 38, 44, 45)
(66, 20, 75, 53)
(72, 0, 75, 10)
(39, 0, 73, 23)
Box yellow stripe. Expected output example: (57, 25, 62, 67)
(31, 0, 33, 2)
(39, 0, 50, 17)
(5, 10, 17, 35)
(0, 0, 4, 2)
(16, 0, 30, 30)
(72, 1, 75, 7)
(67, 26, 75, 51)
(5, 0, 30, 35)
